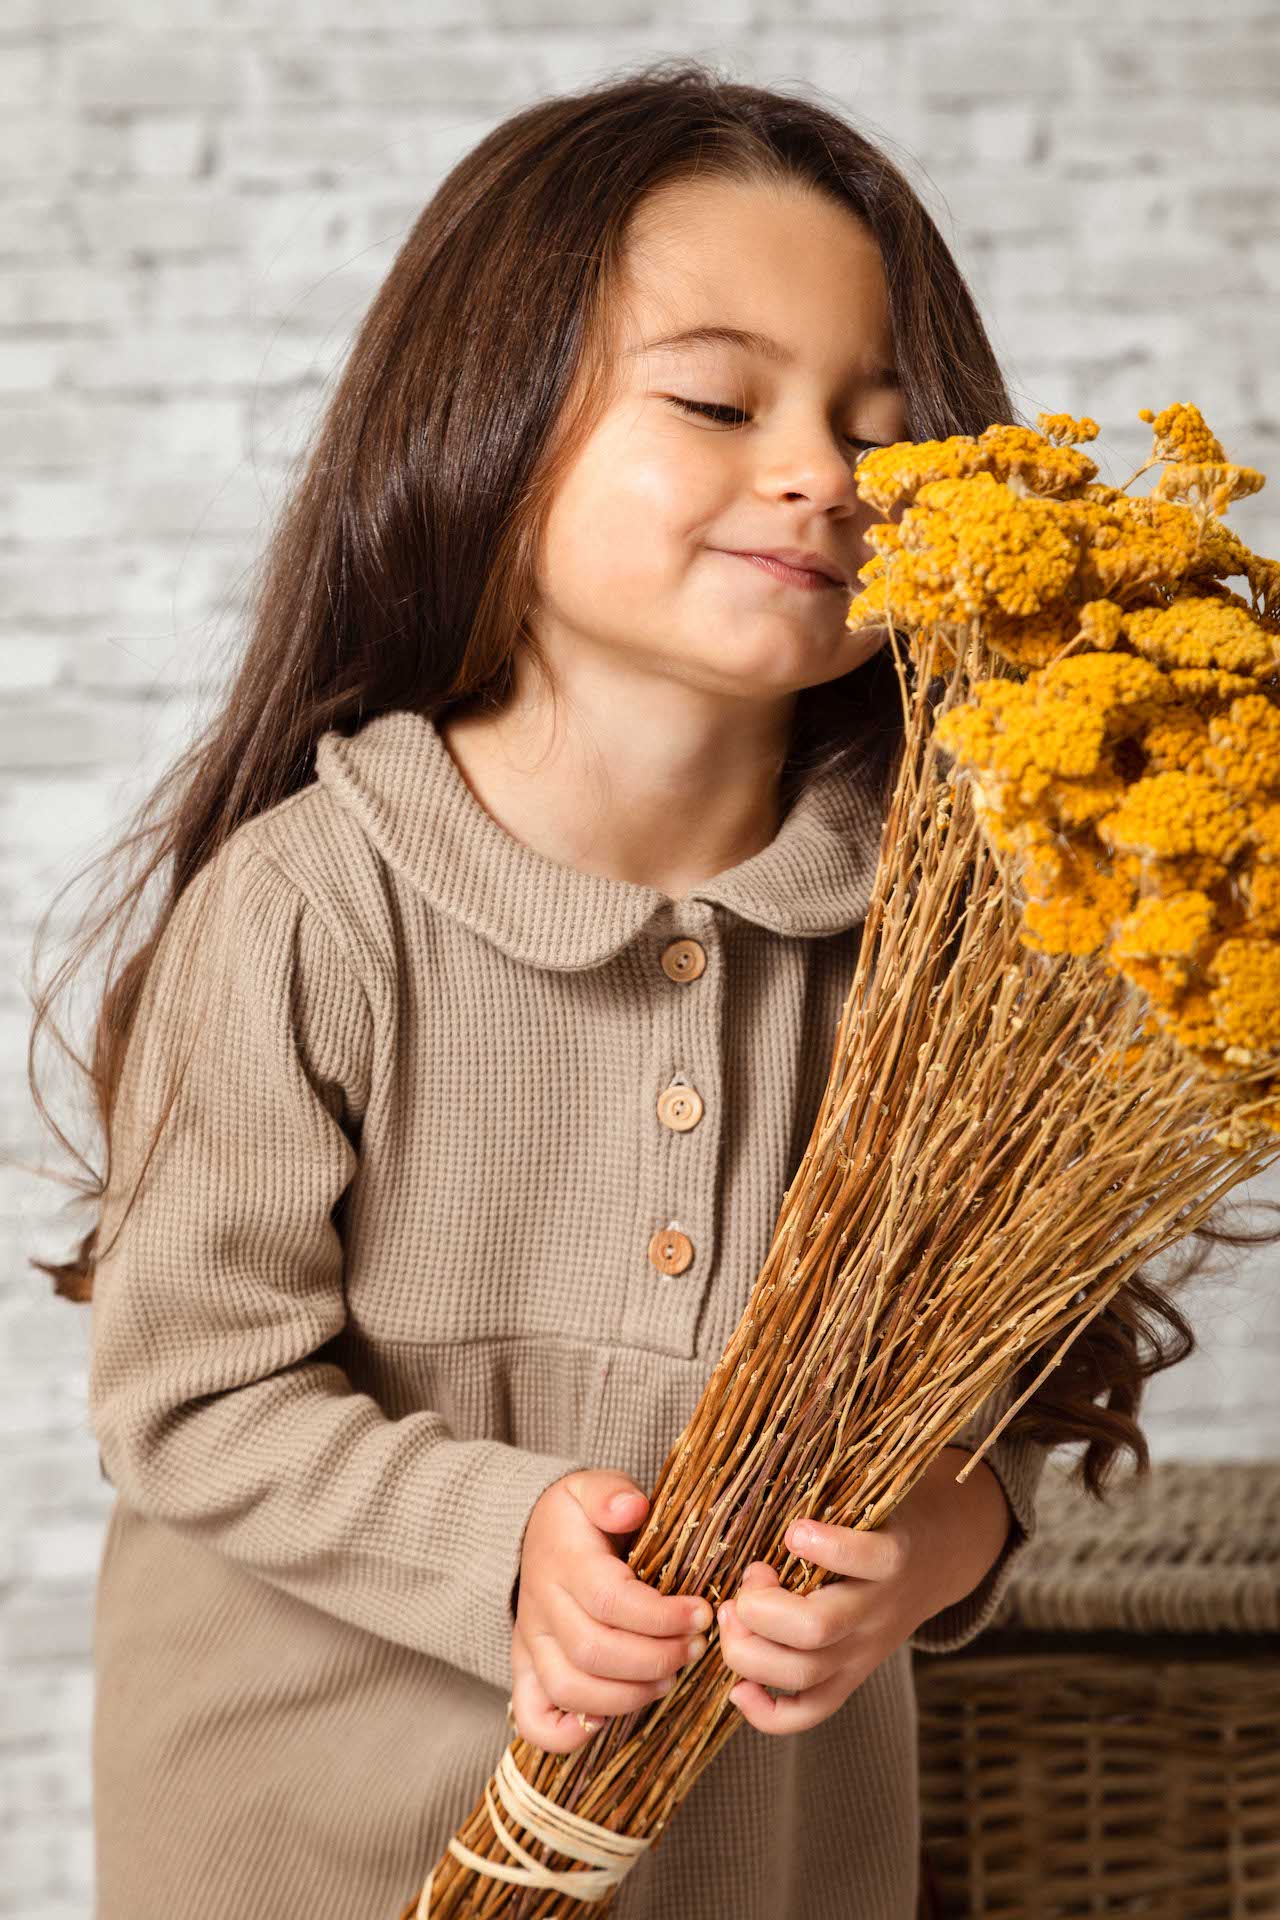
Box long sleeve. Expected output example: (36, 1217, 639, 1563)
(87, 833, 591, 1696)
(907, 1371, 1048, 1655)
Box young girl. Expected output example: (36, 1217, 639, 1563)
(37, 59, 1097, 1920)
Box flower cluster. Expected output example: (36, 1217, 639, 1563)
(849, 405, 1280, 1145)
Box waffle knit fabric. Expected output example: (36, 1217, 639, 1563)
(88, 704, 1048, 1919)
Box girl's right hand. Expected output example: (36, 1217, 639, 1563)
(511, 1468, 714, 1753)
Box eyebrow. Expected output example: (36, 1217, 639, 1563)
(625, 324, 900, 388)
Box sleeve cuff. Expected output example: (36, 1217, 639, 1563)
(907, 1426, 1046, 1656)
(468, 1449, 595, 1695)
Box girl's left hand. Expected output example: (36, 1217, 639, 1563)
(716, 1480, 1001, 1734)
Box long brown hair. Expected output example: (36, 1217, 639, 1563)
(23, 56, 1277, 1498)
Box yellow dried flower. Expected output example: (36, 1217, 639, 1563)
(1098, 770, 1254, 864)
(1035, 649, 1171, 729)
(852, 437, 990, 514)
(980, 606, 1081, 670)
(1137, 402, 1226, 465)
(1141, 705, 1210, 777)
(974, 423, 1098, 497)
(1153, 461, 1267, 517)
(1077, 599, 1125, 649)
(1241, 863, 1280, 935)
(1250, 801, 1280, 864)
(1245, 552, 1280, 620)
(1203, 694, 1280, 794)
(1110, 890, 1218, 967)
(1071, 494, 1206, 599)
(1124, 597, 1278, 677)
(1205, 937, 1280, 1054)
(1020, 858, 1134, 956)
(1049, 760, 1129, 828)
(1165, 667, 1262, 704)
(849, 401, 1280, 1115)
(894, 473, 1080, 623)
(1036, 411, 1100, 446)
(1188, 518, 1255, 582)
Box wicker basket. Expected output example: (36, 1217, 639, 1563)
(913, 1459, 1280, 1918)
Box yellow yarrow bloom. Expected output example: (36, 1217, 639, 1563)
(1250, 801, 1280, 863)
(1206, 938, 1280, 1053)
(847, 401, 1280, 1121)
(1141, 705, 1210, 776)
(1036, 411, 1100, 446)
(1203, 693, 1280, 794)
(1020, 859, 1134, 956)
(1077, 599, 1125, 649)
(1124, 597, 1279, 677)
(1110, 890, 1218, 967)
(1137, 402, 1227, 466)
(1154, 461, 1266, 517)
(1098, 769, 1254, 864)
(1242, 863, 1280, 936)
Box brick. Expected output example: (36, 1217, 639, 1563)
(69, 41, 246, 113)
(0, 201, 80, 262)
(1, 1585, 97, 1663)
(69, 189, 249, 260)
(0, 640, 65, 691)
(911, 33, 1079, 99)
(131, 114, 213, 178)
(0, 1748, 92, 1818)
(0, 113, 72, 182)
(0, 266, 133, 331)
(347, 48, 532, 108)
(0, 345, 62, 391)
(1189, 185, 1280, 239)
(1, 1440, 100, 1515)
(1175, 40, 1280, 96)
(0, 45, 53, 107)
(19, 1522, 104, 1592)
(0, 1667, 94, 1751)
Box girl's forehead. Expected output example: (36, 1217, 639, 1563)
(611, 199, 893, 371)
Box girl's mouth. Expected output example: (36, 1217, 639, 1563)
(719, 552, 846, 593)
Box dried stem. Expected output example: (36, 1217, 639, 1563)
(403, 619, 1280, 1920)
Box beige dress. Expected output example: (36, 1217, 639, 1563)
(88, 706, 1047, 1919)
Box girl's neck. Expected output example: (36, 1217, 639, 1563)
(437, 683, 796, 899)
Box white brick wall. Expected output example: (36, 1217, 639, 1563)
(4, 4, 1278, 1910)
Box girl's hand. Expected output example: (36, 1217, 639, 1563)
(717, 1450, 1012, 1735)
(511, 1468, 715, 1754)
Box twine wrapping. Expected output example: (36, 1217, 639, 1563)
(412, 1700, 652, 1914)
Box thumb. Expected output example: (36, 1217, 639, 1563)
(574, 1472, 650, 1533)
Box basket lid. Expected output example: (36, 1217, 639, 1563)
(991, 1458, 1280, 1635)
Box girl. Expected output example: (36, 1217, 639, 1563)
(30, 58, 1184, 1920)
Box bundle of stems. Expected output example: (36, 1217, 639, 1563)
(403, 407, 1280, 1920)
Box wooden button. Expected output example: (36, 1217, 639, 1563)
(656, 1083, 703, 1131)
(647, 1226, 694, 1275)
(660, 938, 706, 983)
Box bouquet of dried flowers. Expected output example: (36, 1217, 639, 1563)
(402, 403, 1280, 1918)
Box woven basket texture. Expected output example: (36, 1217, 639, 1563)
(915, 1460, 1280, 1918)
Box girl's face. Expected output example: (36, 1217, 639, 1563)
(530, 175, 910, 709)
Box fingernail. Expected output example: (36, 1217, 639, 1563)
(690, 1601, 713, 1632)
(685, 1635, 707, 1665)
(656, 1675, 677, 1694)
(576, 1712, 605, 1731)
(790, 1521, 815, 1549)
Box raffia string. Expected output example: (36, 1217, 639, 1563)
(412, 1701, 652, 1915)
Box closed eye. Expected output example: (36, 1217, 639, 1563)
(666, 396, 886, 455)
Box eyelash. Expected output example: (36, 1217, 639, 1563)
(667, 395, 886, 456)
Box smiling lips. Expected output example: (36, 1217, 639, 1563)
(720, 550, 848, 592)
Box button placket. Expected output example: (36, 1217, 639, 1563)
(626, 900, 724, 1359)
